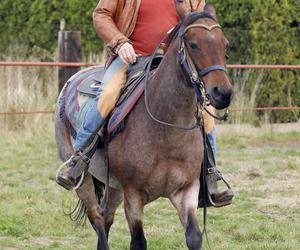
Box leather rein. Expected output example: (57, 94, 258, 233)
(144, 21, 229, 131)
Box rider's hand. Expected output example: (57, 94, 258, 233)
(117, 42, 137, 65)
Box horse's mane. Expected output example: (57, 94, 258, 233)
(168, 11, 216, 42)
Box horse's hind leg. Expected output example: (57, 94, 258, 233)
(103, 187, 123, 237)
(76, 173, 109, 250)
(124, 187, 147, 250)
(170, 181, 202, 250)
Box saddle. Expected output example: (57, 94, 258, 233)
(76, 55, 162, 135)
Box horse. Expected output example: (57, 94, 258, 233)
(54, 5, 233, 250)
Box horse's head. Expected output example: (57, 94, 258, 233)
(177, 4, 233, 110)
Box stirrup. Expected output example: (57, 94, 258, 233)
(55, 156, 85, 191)
(207, 176, 234, 207)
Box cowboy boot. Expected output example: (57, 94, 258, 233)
(56, 127, 104, 190)
(56, 151, 90, 190)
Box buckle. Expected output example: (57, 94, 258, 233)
(191, 72, 199, 82)
(207, 167, 216, 174)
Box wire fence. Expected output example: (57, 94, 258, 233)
(2, 107, 300, 116)
(1, 61, 300, 116)
(1, 61, 300, 69)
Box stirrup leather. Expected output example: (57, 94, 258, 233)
(198, 133, 234, 208)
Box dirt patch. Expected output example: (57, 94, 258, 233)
(258, 195, 300, 208)
(226, 161, 263, 188)
(256, 170, 300, 209)
(30, 237, 71, 246)
(217, 123, 300, 135)
(257, 205, 296, 221)
(31, 237, 54, 246)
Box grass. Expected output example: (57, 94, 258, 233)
(0, 124, 299, 250)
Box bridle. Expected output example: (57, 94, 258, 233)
(178, 22, 229, 121)
(178, 23, 227, 83)
(144, 18, 229, 131)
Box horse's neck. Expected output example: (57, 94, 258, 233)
(148, 41, 197, 126)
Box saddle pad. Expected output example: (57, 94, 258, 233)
(65, 66, 104, 133)
(65, 63, 157, 137)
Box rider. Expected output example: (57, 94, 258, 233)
(56, 0, 233, 205)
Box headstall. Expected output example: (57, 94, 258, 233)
(178, 22, 228, 120)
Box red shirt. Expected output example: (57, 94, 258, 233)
(130, 0, 178, 55)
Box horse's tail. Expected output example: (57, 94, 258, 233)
(54, 84, 86, 223)
(54, 84, 75, 162)
(54, 83, 105, 225)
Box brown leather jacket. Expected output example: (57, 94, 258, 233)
(93, 0, 205, 66)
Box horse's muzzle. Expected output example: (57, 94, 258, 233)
(209, 86, 233, 110)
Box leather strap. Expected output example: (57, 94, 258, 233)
(198, 65, 227, 77)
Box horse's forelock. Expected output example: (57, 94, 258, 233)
(184, 12, 216, 26)
(168, 12, 217, 42)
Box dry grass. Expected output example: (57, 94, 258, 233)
(225, 68, 265, 125)
(0, 63, 57, 131)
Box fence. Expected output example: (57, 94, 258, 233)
(0, 61, 300, 116)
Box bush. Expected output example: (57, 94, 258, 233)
(214, 0, 300, 122)
(0, 0, 102, 58)
(0, 0, 299, 122)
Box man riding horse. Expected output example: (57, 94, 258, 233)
(56, 0, 233, 206)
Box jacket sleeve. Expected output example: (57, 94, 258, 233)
(93, 0, 130, 54)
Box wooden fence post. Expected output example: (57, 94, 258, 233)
(58, 19, 81, 92)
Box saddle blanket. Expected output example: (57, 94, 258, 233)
(64, 65, 155, 138)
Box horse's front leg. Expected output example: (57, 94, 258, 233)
(124, 187, 147, 250)
(170, 180, 202, 250)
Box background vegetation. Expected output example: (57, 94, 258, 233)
(0, 0, 299, 123)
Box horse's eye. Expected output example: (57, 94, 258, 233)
(189, 42, 198, 50)
(225, 53, 229, 60)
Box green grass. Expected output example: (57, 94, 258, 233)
(0, 125, 300, 249)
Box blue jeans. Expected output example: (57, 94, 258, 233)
(74, 57, 127, 151)
(207, 128, 217, 160)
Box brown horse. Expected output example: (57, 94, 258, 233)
(55, 5, 232, 250)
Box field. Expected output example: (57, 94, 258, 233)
(0, 123, 299, 250)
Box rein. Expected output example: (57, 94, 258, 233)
(144, 43, 201, 130)
(144, 21, 228, 131)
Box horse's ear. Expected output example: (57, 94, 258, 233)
(204, 3, 217, 20)
(175, 0, 191, 21)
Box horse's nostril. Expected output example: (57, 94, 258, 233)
(212, 87, 222, 99)
(210, 85, 233, 109)
(212, 86, 232, 100)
